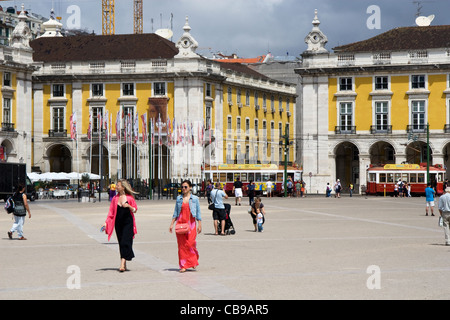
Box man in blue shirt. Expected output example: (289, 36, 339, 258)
(211, 183, 229, 235)
(425, 182, 435, 216)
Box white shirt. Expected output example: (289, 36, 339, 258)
(439, 193, 450, 212)
(257, 212, 263, 224)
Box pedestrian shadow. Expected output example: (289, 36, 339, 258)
(96, 267, 121, 272)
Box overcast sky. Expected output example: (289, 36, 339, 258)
(4, 0, 450, 58)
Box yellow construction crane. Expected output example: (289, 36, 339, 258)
(102, 0, 115, 35)
(134, 0, 143, 34)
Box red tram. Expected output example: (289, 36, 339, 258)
(366, 164, 446, 196)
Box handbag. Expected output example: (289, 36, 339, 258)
(175, 223, 189, 235)
(208, 190, 219, 210)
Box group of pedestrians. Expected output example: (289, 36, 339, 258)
(8, 174, 450, 276)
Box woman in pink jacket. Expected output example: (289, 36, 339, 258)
(102, 180, 138, 272)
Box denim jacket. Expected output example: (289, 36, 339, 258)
(172, 194, 202, 221)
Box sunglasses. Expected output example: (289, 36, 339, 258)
(182, 186, 190, 189)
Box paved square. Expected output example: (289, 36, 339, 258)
(1, 195, 449, 300)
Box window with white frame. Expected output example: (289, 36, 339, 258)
(92, 83, 103, 97)
(227, 143, 232, 162)
(153, 82, 166, 96)
(262, 120, 267, 138)
(286, 98, 290, 112)
(122, 83, 134, 96)
(375, 76, 388, 90)
(52, 106, 65, 132)
(375, 101, 389, 131)
(254, 91, 259, 106)
(245, 118, 250, 135)
(3, 72, 11, 87)
(52, 84, 65, 97)
(122, 106, 135, 131)
(92, 106, 104, 132)
(206, 83, 212, 97)
(2, 98, 11, 124)
(205, 104, 212, 130)
(411, 75, 426, 89)
(227, 116, 232, 139)
(254, 119, 259, 137)
(228, 87, 232, 104)
(411, 100, 426, 130)
(270, 121, 275, 140)
(339, 102, 353, 132)
(339, 77, 353, 91)
(237, 89, 241, 104)
(246, 90, 250, 106)
(52, 84, 65, 98)
(236, 117, 241, 139)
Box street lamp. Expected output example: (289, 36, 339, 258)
(280, 124, 293, 198)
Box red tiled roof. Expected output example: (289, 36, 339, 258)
(216, 55, 267, 64)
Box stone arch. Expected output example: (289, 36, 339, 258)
(46, 143, 72, 173)
(369, 140, 396, 166)
(334, 141, 360, 191)
(0, 138, 15, 161)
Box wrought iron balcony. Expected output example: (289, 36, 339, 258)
(444, 124, 450, 133)
(1, 122, 15, 132)
(370, 125, 392, 134)
(48, 129, 67, 137)
(335, 126, 356, 134)
(406, 124, 426, 133)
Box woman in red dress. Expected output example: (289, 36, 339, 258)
(169, 180, 202, 273)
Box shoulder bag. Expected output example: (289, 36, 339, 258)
(208, 190, 218, 211)
(175, 223, 189, 235)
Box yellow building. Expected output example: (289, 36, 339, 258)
(0, 7, 35, 169)
(297, 11, 450, 193)
(30, 17, 296, 184)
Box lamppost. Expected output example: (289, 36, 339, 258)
(280, 124, 292, 198)
(426, 123, 430, 184)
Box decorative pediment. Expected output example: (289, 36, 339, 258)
(175, 16, 199, 58)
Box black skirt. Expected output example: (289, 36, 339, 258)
(115, 205, 135, 261)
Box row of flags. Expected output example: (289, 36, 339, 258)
(70, 111, 213, 147)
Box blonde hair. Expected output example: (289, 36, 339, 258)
(117, 179, 139, 198)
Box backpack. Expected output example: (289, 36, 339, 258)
(4, 196, 15, 214)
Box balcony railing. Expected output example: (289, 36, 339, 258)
(444, 124, 450, 133)
(370, 125, 392, 134)
(335, 126, 356, 134)
(48, 129, 67, 137)
(406, 124, 426, 133)
(1, 122, 15, 132)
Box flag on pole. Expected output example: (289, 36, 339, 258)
(87, 112, 92, 141)
(134, 112, 139, 145)
(141, 113, 147, 143)
(151, 118, 155, 145)
(158, 114, 162, 146)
